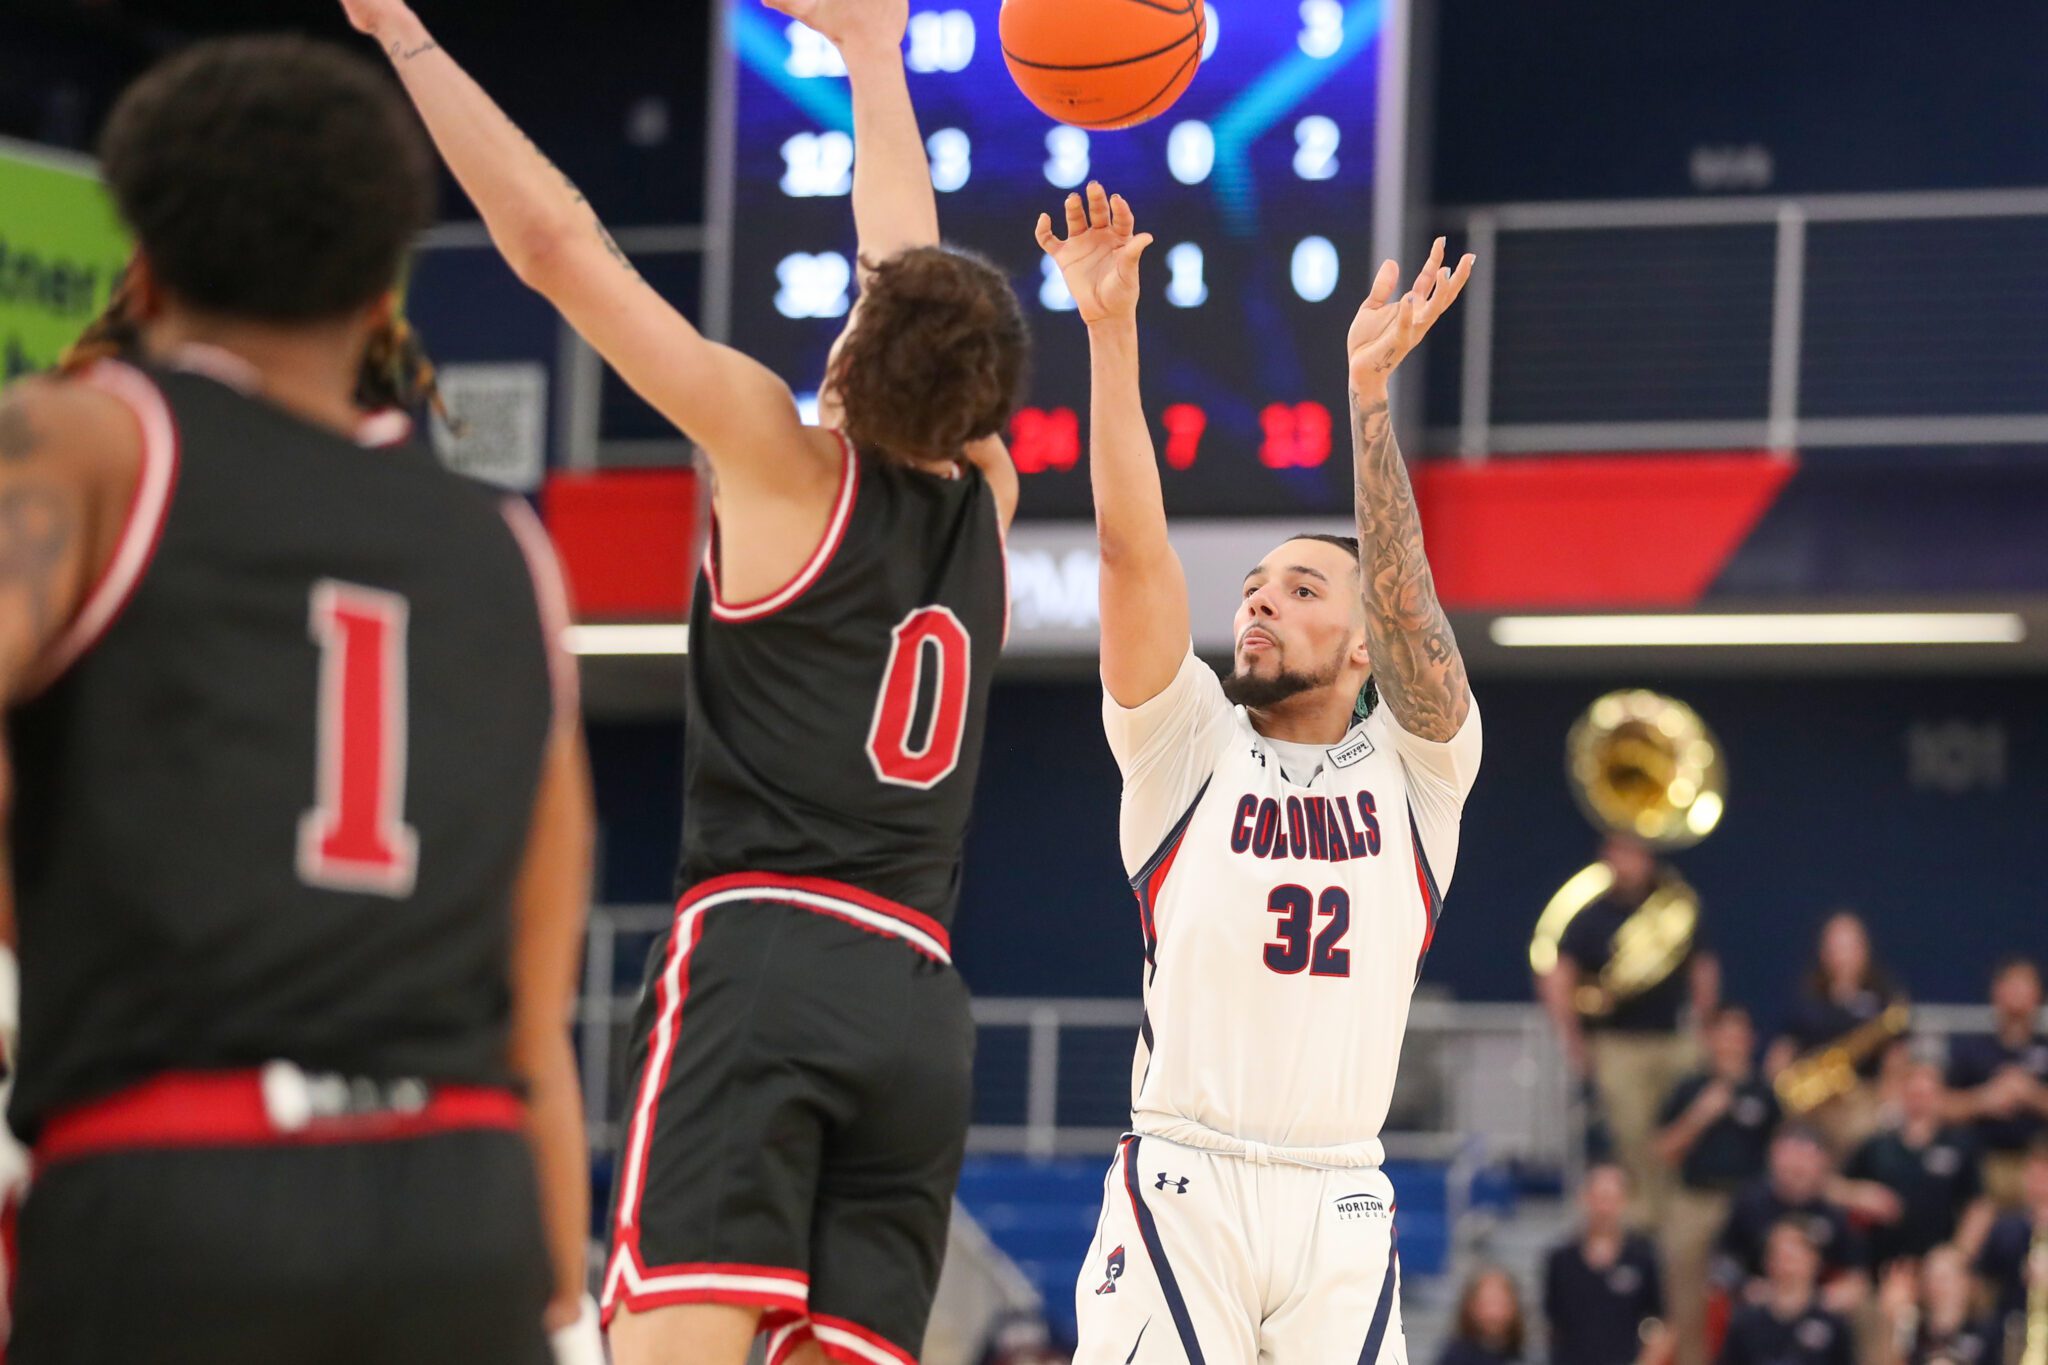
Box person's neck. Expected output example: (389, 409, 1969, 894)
(145, 316, 366, 439)
(1903, 1113, 1940, 1146)
(1582, 1225, 1623, 1260)
(1997, 1013, 2037, 1047)
(1248, 680, 1364, 746)
(1768, 1282, 1813, 1320)
(1826, 974, 1863, 1001)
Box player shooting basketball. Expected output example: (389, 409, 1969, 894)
(340, 2, 1026, 1363)
(1039, 182, 1478, 1362)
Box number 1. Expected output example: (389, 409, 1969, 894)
(298, 580, 418, 897)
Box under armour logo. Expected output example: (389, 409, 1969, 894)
(1155, 1173, 1189, 1194)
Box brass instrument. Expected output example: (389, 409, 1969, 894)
(1773, 1002, 1912, 1117)
(1529, 691, 1726, 1017)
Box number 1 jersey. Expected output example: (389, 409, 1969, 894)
(1108, 651, 1482, 1153)
(5, 358, 564, 1142)
(678, 435, 1007, 933)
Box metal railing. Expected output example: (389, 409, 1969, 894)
(1431, 186, 2048, 459)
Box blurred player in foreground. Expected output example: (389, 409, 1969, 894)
(340, 0, 1025, 1360)
(0, 37, 596, 1364)
(1041, 183, 1479, 1362)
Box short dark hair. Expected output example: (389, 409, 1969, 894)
(830, 245, 1028, 466)
(1995, 955, 2042, 989)
(1291, 532, 1361, 560)
(99, 35, 435, 322)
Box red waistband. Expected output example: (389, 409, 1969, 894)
(678, 872, 952, 962)
(35, 1069, 525, 1167)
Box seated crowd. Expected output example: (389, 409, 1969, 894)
(1444, 916, 2048, 1365)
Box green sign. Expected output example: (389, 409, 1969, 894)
(0, 137, 130, 382)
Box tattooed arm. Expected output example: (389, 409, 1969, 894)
(339, 1, 808, 478)
(1344, 240, 1475, 741)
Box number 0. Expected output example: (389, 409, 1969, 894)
(298, 580, 419, 897)
(866, 606, 973, 789)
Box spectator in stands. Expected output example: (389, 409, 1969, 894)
(1655, 1005, 1780, 1365)
(1716, 1126, 1870, 1310)
(1438, 1266, 1526, 1365)
(1944, 956, 2048, 1210)
(1717, 1221, 1855, 1365)
(1539, 833, 1719, 1228)
(1874, 1247, 1998, 1365)
(1766, 910, 1907, 1157)
(1970, 1134, 2048, 1352)
(1835, 1059, 1993, 1269)
(1544, 1162, 1671, 1365)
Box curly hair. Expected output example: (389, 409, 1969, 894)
(62, 36, 447, 413)
(827, 246, 1028, 466)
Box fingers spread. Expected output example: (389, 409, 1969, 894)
(1064, 193, 1087, 239)
(1410, 237, 1445, 301)
(1365, 258, 1400, 309)
(1086, 180, 1111, 230)
(1109, 192, 1134, 239)
(1035, 213, 1059, 254)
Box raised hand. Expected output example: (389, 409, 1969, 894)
(1035, 182, 1154, 327)
(338, 0, 418, 39)
(761, 0, 908, 55)
(1347, 236, 1474, 394)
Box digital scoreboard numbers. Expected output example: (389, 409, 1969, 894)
(723, 0, 1401, 519)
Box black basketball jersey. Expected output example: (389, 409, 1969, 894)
(679, 434, 1006, 931)
(5, 356, 560, 1140)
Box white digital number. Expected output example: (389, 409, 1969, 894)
(1165, 243, 1209, 308)
(1291, 237, 1340, 302)
(1166, 121, 1215, 186)
(1298, 0, 1344, 58)
(1294, 115, 1340, 181)
(774, 252, 853, 319)
(780, 131, 855, 198)
(1043, 127, 1091, 189)
(906, 10, 977, 73)
(1039, 256, 1078, 312)
(784, 22, 847, 78)
(927, 128, 972, 192)
(1202, 2, 1221, 60)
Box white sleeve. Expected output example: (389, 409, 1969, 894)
(1382, 694, 1483, 892)
(1102, 648, 1233, 873)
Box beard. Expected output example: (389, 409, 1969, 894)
(1220, 654, 1341, 709)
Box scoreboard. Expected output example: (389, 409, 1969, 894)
(719, 0, 1412, 519)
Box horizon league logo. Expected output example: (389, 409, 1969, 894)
(1334, 1192, 1389, 1221)
(1095, 1244, 1126, 1295)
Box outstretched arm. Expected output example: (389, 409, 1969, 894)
(1038, 185, 1183, 707)
(1345, 239, 1475, 741)
(340, 0, 803, 474)
(778, 0, 1018, 524)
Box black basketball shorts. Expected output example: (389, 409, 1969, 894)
(12, 1126, 552, 1365)
(601, 874, 974, 1365)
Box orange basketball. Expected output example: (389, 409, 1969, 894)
(1000, 0, 1206, 132)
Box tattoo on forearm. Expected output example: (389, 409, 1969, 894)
(388, 37, 440, 62)
(516, 134, 643, 282)
(1350, 392, 1469, 742)
(0, 483, 74, 644)
(595, 223, 641, 279)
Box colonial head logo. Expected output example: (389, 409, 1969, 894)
(1095, 1245, 1127, 1295)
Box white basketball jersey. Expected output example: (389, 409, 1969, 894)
(1105, 650, 1482, 1152)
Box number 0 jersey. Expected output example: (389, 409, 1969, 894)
(4, 356, 565, 1141)
(678, 435, 1007, 942)
(1107, 651, 1482, 1157)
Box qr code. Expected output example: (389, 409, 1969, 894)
(431, 363, 549, 491)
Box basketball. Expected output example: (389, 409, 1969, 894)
(1000, 0, 1206, 132)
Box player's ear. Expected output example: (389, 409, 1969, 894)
(126, 253, 165, 320)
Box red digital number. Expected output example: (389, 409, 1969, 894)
(866, 606, 973, 789)
(1259, 402, 1333, 469)
(1161, 403, 1208, 470)
(1010, 407, 1081, 474)
(298, 580, 419, 897)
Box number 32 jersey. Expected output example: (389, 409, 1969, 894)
(1106, 651, 1482, 1154)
